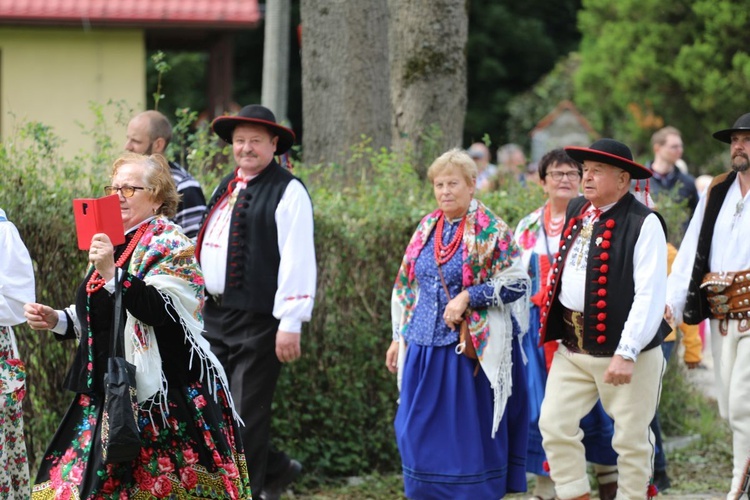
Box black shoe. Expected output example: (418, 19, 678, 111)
(260, 460, 303, 500)
(654, 469, 671, 492)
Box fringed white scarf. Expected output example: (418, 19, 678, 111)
(392, 199, 530, 437)
(123, 217, 240, 426)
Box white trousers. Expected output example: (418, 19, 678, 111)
(539, 344, 664, 499)
(711, 318, 750, 500)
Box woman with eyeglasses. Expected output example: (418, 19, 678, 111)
(24, 153, 251, 498)
(514, 149, 618, 500)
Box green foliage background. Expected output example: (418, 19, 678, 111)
(573, 0, 750, 172)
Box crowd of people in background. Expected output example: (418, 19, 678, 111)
(389, 115, 750, 500)
(2, 104, 748, 499)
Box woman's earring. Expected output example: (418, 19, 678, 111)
(152, 207, 158, 215)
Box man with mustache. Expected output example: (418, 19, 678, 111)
(667, 113, 750, 499)
(196, 105, 316, 500)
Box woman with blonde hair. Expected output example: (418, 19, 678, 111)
(386, 148, 530, 498)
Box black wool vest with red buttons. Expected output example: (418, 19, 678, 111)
(198, 161, 302, 314)
(540, 193, 667, 356)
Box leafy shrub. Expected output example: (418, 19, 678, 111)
(0, 111, 113, 469)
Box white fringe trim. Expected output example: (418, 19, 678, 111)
(484, 274, 530, 438)
(122, 280, 243, 427)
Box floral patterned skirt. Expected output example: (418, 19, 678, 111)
(0, 325, 29, 497)
(31, 380, 251, 499)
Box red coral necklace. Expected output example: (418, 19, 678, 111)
(543, 206, 564, 237)
(434, 213, 466, 265)
(86, 223, 149, 294)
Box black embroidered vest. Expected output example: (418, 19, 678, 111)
(540, 193, 667, 356)
(683, 171, 736, 325)
(197, 161, 303, 313)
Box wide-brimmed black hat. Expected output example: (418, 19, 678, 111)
(565, 138, 652, 180)
(211, 104, 296, 154)
(712, 113, 750, 144)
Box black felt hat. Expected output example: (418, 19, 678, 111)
(565, 138, 652, 180)
(712, 113, 750, 144)
(211, 105, 295, 154)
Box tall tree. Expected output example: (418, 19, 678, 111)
(300, 0, 391, 166)
(575, 0, 750, 171)
(389, 0, 468, 173)
(464, 0, 581, 149)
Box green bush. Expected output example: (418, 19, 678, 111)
(0, 112, 113, 469)
(1, 110, 701, 481)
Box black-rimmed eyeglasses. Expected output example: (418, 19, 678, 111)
(104, 185, 150, 198)
(546, 171, 581, 181)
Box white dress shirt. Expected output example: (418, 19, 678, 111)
(200, 177, 316, 333)
(0, 209, 35, 328)
(668, 175, 750, 324)
(560, 202, 667, 360)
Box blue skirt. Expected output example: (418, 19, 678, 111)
(395, 341, 528, 499)
(523, 307, 618, 476)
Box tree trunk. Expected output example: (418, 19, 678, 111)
(388, 0, 468, 176)
(300, 0, 391, 167)
(262, 0, 291, 124)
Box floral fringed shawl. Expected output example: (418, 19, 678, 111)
(392, 199, 530, 437)
(514, 205, 544, 269)
(108, 217, 237, 424)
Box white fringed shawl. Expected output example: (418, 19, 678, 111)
(392, 199, 530, 437)
(122, 217, 240, 425)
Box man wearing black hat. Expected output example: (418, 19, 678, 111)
(667, 112, 750, 499)
(537, 139, 669, 500)
(196, 105, 316, 499)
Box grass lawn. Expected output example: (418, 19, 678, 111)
(279, 345, 733, 499)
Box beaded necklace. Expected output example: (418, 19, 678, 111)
(86, 222, 149, 294)
(434, 213, 466, 265)
(543, 205, 564, 237)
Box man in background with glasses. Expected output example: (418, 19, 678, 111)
(645, 126, 699, 221)
(641, 125, 702, 493)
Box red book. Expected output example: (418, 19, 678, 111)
(73, 194, 125, 250)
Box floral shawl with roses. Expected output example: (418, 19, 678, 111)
(84, 217, 237, 424)
(391, 198, 530, 437)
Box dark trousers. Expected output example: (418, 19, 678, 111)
(203, 299, 290, 494)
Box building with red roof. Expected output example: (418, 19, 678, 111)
(0, 0, 259, 157)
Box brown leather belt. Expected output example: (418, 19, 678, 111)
(701, 270, 750, 320)
(562, 307, 588, 354)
